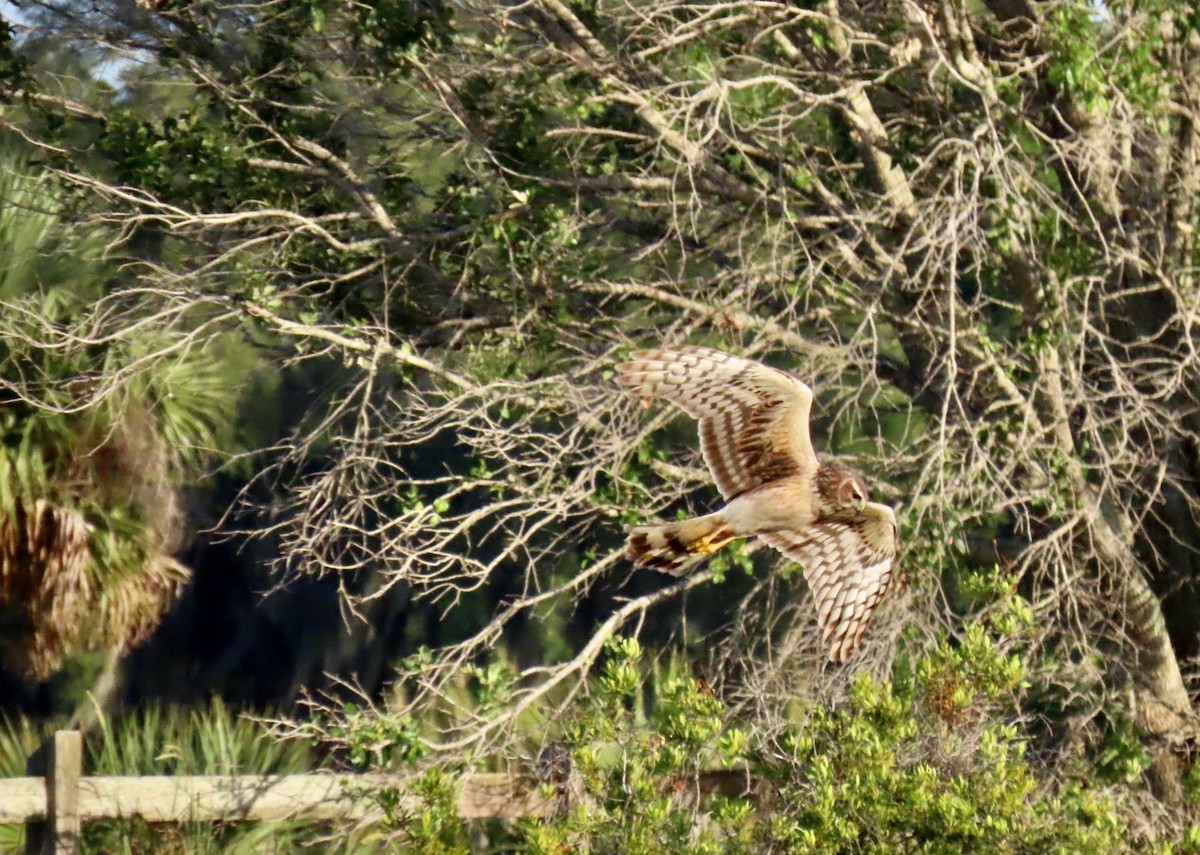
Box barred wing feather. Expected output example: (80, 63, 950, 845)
(615, 346, 819, 500)
(759, 502, 897, 662)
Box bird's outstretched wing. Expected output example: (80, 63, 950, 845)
(616, 346, 819, 499)
(758, 502, 897, 662)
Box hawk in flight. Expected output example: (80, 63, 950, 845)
(616, 345, 898, 662)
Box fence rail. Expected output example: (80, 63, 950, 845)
(8, 730, 558, 855)
(0, 770, 557, 823)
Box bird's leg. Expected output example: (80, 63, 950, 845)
(686, 527, 738, 556)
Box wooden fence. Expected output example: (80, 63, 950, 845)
(4, 730, 562, 855)
(7, 730, 755, 854)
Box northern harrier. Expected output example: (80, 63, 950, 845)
(616, 345, 898, 661)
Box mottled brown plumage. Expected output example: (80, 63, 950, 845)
(616, 345, 898, 662)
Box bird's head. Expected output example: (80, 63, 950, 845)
(817, 465, 870, 514)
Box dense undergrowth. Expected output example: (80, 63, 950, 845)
(375, 579, 1194, 854)
(3, 578, 1200, 853)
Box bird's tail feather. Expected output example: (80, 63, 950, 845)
(626, 513, 738, 575)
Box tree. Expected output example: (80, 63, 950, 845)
(3, 0, 1200, 815)
(0, 150, 242, 726)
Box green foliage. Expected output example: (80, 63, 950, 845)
(0, 154, 244, 494)
(97, 111, 242, 207)
(762, 635, 1103, 854)
(1095, 711, 1155, 786)
(0, 713, 43, 780)
(85, 701, 306, 776)
(1043, 3, 1109, 113)
(320, 702, 429, 770)
(0, 152, 101, 299)
(387, 770, 473, 853)
(1041, 0, 1171, 120)
(465, 660, 517, 715)
(706, 538, 755, 583)
(323, 591, 1135, 854)
(0, 299, 244, 534)
(0, 19, 29, 90)
(553, 624, 1120, 852)
(352, 0, 455, 68)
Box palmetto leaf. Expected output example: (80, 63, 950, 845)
(0, 155, 238, 679)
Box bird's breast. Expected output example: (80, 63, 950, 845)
(722, 480, 816, 535)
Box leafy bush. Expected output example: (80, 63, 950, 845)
(340, 579, 1163, 854)
(0, 588, 1192, 854)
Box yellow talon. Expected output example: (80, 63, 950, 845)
(687, 530, 733, 555)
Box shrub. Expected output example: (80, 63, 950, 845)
(348, 580, 1143, 854)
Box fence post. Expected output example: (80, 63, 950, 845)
(24, 730, 82, 855)
(49, 730, 82, 855)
